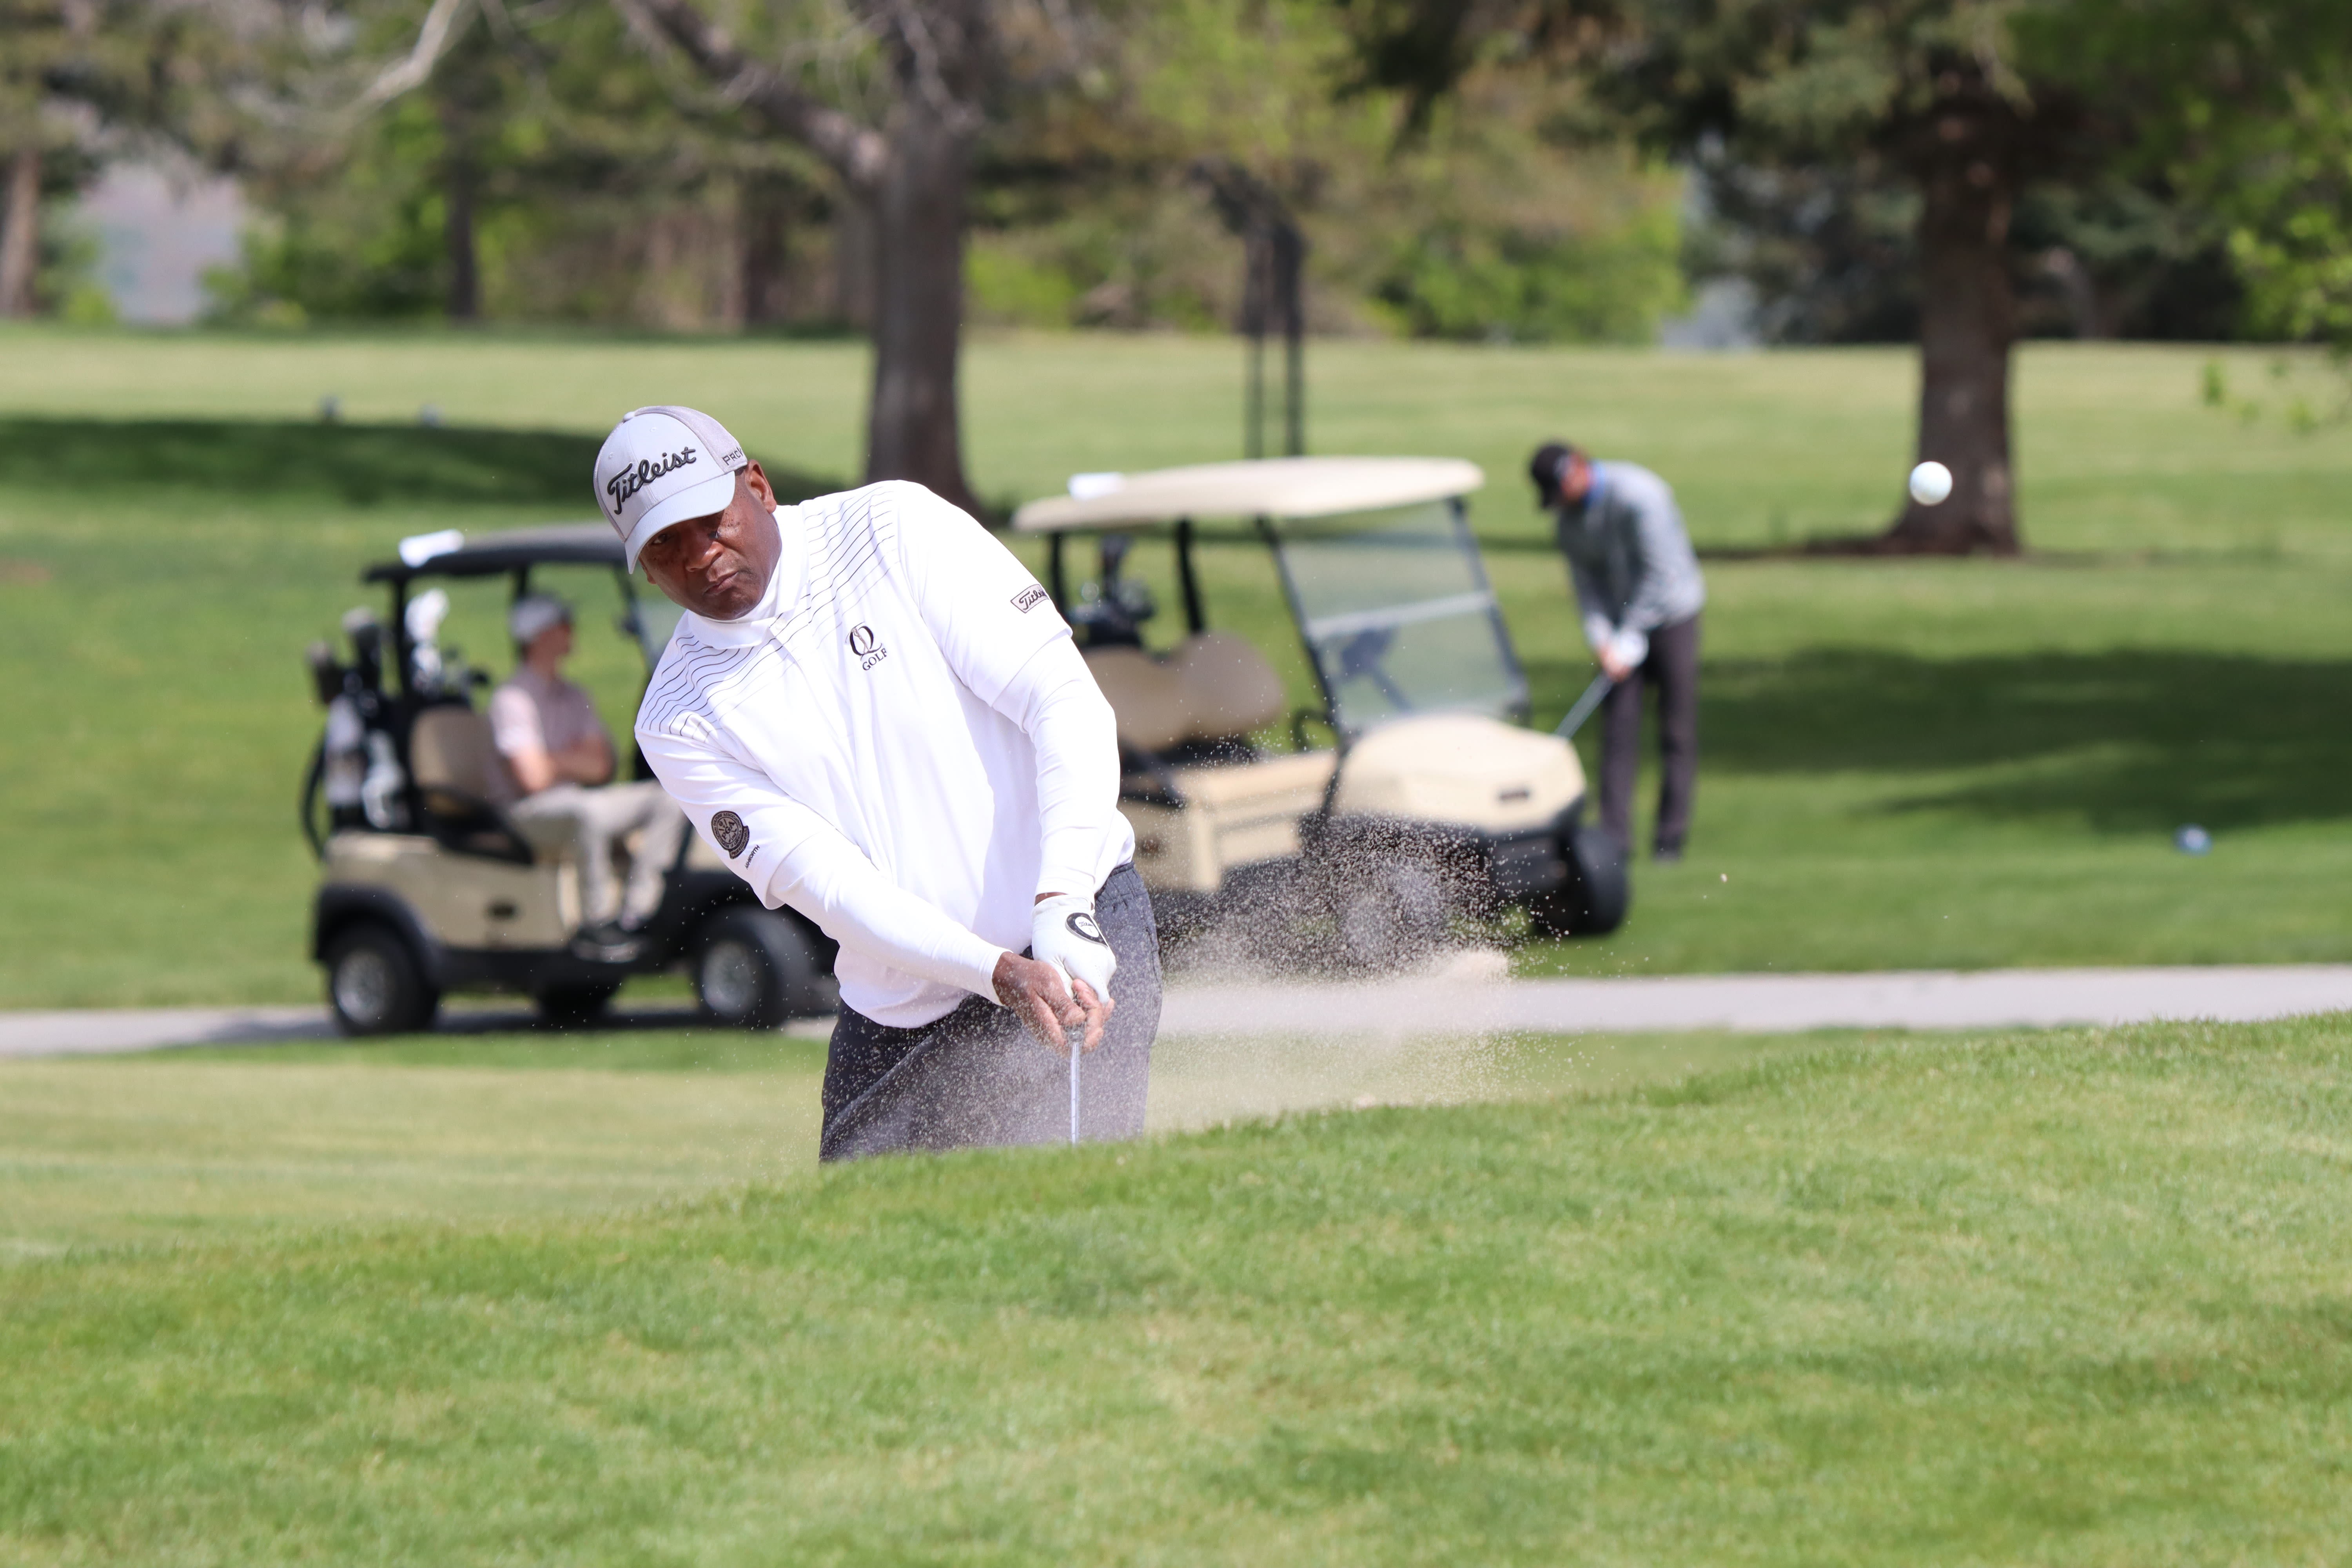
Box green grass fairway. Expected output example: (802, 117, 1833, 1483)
(0, 327, 2348, 1005)
(5, 1016, 2350, 1563)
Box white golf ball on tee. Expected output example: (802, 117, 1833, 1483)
(1909, 461, 1953, 506)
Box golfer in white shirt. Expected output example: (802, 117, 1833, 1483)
(595, 406, 1155, 1160)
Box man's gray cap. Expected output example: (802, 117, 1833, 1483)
(509, 593, 572, 647)
(593, 405, 749, 569)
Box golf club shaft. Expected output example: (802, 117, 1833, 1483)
(1555, 672, 1615, 739)
(1069, 1027, 1081, 1145)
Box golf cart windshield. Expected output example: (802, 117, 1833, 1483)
(1272, 499, 1527, 738)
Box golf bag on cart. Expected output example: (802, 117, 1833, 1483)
(301, 592, 478, 853)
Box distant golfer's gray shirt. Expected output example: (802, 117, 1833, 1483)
(1553, 460, 1705, 669)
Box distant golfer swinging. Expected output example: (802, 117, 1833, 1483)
(597, 407, 1154, 1160)
(1531, 441, 1706, 861)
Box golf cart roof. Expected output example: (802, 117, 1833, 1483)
(361, 523, 621, 584)
(1012, 456, 1485, 533)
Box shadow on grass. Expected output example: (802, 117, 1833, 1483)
(1534, 648, 2352, 833)
(0, 417, 841, 508)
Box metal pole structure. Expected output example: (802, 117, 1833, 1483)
(1243, 231, 1267, 459)
(1276, 221, 1305, 457)
(1192, 159, 1307, 464)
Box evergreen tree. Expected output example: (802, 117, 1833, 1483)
(0, 0, 181, 317)
(2027, 0, 2352, 353)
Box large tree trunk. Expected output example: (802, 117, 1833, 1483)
(1884, 80, 2023, 555)
(620, 0, 984, 511)
(831, 189, 877, 329)
(863, 96, 979, 514)
(0, 147, 40, 319)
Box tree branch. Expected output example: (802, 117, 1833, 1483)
(614, 0, 888, 191)
(353, 0, 477, 113)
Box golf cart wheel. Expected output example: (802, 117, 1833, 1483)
(1330, 856, 1453, 973)
(535, 982, 622, 1029)
(1527, 825, 1632, 939)
(693, 907, 833, 1030)
(324, 922, 440, 1037)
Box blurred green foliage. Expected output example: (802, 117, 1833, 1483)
(200, 0, 1688, 345)
(208, 101, 450, 325)
(1377, 200, 1683, 343)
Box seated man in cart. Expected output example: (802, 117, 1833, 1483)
(491, 592, 687, 951)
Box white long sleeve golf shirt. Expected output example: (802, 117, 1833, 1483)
(635, 482, 1133, 1028)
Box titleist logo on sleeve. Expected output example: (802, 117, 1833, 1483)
(605, 445, 697, 508)
(1011, 585, 1049, 613)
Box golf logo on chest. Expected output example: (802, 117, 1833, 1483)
(846, 623, 887, 671)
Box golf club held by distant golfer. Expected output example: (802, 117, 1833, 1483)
(1555, 672, 1615, 740)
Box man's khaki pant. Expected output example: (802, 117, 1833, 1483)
(510, 781, 688, 927)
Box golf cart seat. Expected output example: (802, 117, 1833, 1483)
(407, 706, 536, 864)
(1085, 633, 1334, 894)
(1084, 632, 1287, 757)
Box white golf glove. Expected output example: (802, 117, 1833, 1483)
(1031, 891, 1116, 1007)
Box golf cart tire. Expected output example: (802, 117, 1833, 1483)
(693, 906, 833, 1030)
(1527, 825, 1631, 938)
(535, 981, 622, 1029)
(324, 922, 441, 1037)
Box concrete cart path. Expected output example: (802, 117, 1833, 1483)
(1162, 963, 2352, 1040)
(5, 964, 2352, 1060)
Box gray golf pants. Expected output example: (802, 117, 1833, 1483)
(819, 863, 1160, 1162)
(510, 780, 688, 926)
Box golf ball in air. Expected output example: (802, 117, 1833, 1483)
(1909, 461, 1953, 505)
(2176, 824, 2212, 855)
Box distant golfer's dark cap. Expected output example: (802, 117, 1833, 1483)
(1528, 441, 1580, 499)
(595, 405, 749, 570)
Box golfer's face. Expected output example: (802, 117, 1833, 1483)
(1559, 456, 1593, 504)
(640, 467, 781, 621)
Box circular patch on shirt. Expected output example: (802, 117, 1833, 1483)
(1066, 911, 1108, 946)
(711, 810, 750, 858)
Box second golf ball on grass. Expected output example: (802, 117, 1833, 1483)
(1909, 461, 1953, 505)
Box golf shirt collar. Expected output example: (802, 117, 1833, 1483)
(679, 505, 804, 648)
(1574, 461, 1611, 519)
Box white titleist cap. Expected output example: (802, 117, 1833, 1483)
(593, 405, 748, 569)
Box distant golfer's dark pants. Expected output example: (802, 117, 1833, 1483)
(1599, 614, 1700, 855)
(818, 863, 1160, 1162)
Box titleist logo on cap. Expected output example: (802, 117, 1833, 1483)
(607, 445, 697, 509)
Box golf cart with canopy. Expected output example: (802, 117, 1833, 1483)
(1013, 456, 1628, 966)
(299, 524, 837, 1035)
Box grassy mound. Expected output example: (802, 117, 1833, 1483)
(6, 1017, 2349, 1564)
